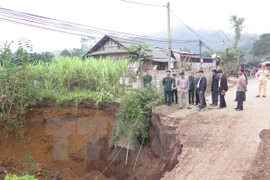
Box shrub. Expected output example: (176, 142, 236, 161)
(4, 174, 37, 180)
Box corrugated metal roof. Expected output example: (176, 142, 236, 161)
(84, 35, 176, 62)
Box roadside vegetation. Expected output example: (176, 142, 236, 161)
(0, 39, 161, 153)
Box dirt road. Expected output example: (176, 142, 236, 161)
(160, 78, 270, 180)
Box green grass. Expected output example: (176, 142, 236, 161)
(0, 56, 128, 133)
(4, 174, 37, 180)
(25, 57, 128, 107)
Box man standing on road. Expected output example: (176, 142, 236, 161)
(171, 74, 178, 104)
(195, 72, 200, 106)
(197, 70, 207, 110)
(177, 72, 192, 110)
(210, 69, 219, 107)
(255, 63, 270, 98)
(163, 70, 173, 106)
(188, 72, 195, 105)
(143, 69, 152, 87)
(235, 68, 247, 111)
(217, 70, 228, 109)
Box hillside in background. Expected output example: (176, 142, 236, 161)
(144, 24, 259, 54)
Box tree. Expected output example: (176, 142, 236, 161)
(127, 45, 152, 65)
(229, 15, 245, 66)
(251, 34, 270, 58)
(221, 47, 237, 75)
(59, 37, 96, 58)
(60, 49, 72, 57)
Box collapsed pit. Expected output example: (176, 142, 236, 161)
(0, 100, 182, 180)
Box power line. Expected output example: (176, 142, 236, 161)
(121, 0, 166, 7)
(0, 17, 94, 38)
(170, 10, 219, 44)
(0, 7, 197, 44)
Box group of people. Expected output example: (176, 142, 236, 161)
(143, 63, 269, 111)
(143, 67, 248, 111)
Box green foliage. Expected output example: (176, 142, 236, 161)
(229, 15, 245, 66)
(59, 37, 96, 58)
(26, 153, 39, 175)
(4, 174, 37, 180)
(252, 34, 270, 58)
(230, 15, 245, 51)
(26, 57, 127, 107)
(0, 41, 35, 135)
(221, 47, 237, 73)
(109, 86, 163, 148)
(127, 45, 153, 65)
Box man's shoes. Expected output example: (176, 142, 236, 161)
(187, 107, 192, 109)
(179, 107, 183, 109)
(234, 107, 238, 110)
(263, 95, 266, 98)
(256, 95, 260, 98)
(235, 108, 243, 111)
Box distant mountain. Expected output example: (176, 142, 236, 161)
(144, 24, 259, 54)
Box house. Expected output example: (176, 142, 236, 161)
(176, 52, 218, 71)
(84, 35, 177, 71)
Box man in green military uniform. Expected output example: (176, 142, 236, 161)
(163, 70, 173, 106)
(188, 72, 195, 104)
(143, 69, 152, 87)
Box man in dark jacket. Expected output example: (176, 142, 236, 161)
(188, 72, 195, 104)
(210, 69, 219, 106)
(195, 72, 200, 105)
(171, 74, 178, 104)
(217, 70, 228, 108)
(197, 70, 207, 110)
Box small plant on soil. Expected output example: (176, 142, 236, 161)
(26, 153, 39, 175)
(4, 174, 37, 180)
(109, 86, 163, 149)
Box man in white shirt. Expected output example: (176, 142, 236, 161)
(177, 72, 192, 110)
(255, 63, 270, 97)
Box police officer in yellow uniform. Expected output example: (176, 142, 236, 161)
(163, 70, 173, 106)
(143, 69, 152, 87)
(256, 63, 270, 97)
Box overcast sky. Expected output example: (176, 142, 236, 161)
(0, 0, 269, 52)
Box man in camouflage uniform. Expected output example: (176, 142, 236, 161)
(163, 70, 173, 106)
(143, 69, 152, 87)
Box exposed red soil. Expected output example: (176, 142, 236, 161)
(0, 101, 181, 180)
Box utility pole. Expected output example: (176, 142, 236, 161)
(199, 39, 202, 70)
(167, 2, 171, 71)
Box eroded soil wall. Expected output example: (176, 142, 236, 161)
(0, 104, 182, 180)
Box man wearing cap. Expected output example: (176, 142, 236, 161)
(171, 74, 178, 104)
(163, 70, 173, 106)
(143, 69, 152, 87)
(177, 72, 192, 109)
(235, 68, 247, 111)
(217, 70, 228, 108)
(197, 70, 207, 110)
(255, 63, 270, 98)
(210, 69, 219, 106)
